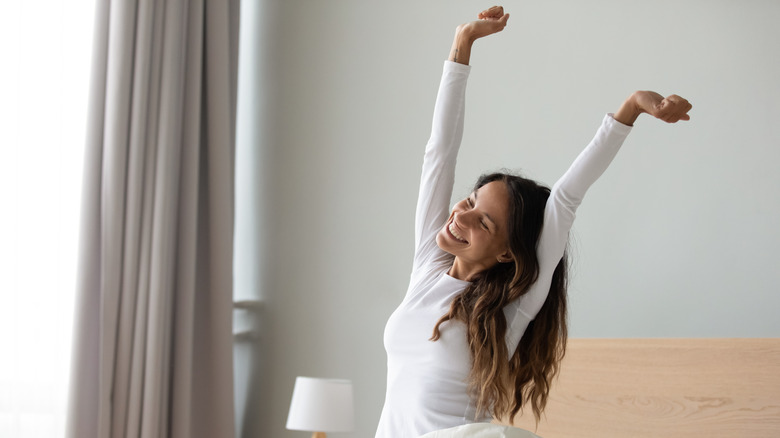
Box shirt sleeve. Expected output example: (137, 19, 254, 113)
(503, 114, 633, 356)
(410, 61, 472, 278)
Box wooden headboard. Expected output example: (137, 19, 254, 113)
(505, 338, 780, 438)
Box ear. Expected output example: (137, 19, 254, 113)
(497, 250, 513, 264)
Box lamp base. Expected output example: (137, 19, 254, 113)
(312, 432, 327, 438)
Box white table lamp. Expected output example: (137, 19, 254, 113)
(286, 376, 355, 438)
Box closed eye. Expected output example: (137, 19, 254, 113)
(467, 197, 490, 231)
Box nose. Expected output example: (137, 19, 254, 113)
(455, 210, 478, 228)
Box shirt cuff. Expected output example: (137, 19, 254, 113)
(444, 60, 472, 76)
(606, 113, 634, 133)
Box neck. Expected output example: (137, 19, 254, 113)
(449, 257, 485, 281)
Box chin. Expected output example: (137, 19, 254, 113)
(435, 229, 455, 255)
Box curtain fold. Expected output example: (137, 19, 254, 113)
(66, 1, 240, 437)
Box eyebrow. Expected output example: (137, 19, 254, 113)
(472, 191, 497, 230)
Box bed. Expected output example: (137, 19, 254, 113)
(497, 338, 780, 438)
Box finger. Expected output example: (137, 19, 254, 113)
(658, 109, 680, 123)
(677, 102, 692, 121)
(655, 101, 673, 119)
(651, 93, 692, 123)
(664, 109, 686, 123)
(664, 108, 691, 123)
(666, 95, 690, 111)
(488, 5, 504, 15)
(670, 98, 692, 120)
(660, 96, 687, 118)
(479, 5, 504, 19)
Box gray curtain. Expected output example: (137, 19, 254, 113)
(66, 1, 240, 437)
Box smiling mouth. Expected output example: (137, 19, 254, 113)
(448, 221, 468, 243)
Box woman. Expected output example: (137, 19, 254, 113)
(376, 6, 692, 438)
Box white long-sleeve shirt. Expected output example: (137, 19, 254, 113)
(376, 61, 632, 438)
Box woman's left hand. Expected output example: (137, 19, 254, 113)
(614, 91, 693, 126)
(635, 91, 692, 123)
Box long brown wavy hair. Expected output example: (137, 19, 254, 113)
(430, 172, 568, 424)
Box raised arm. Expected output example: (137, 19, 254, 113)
(504, 91, 693, 355)
(411, 8, 511, 276)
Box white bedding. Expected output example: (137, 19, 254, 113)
(419, 423, 542, 438)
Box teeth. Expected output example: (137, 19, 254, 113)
(449, 222, 467, 242)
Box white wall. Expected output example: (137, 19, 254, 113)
(237, 1, 780, 437)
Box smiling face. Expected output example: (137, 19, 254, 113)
(436, 181, 514, 280)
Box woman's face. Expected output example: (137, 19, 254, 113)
(436, 181, 513, 277)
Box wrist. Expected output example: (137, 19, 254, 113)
(449, 25, 475, 64)
(613, 92, 643, 126)
(455, 23, 478, 44)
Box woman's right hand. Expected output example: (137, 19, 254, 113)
(449, 6, 510, 65)
(459, 6, 511, 41)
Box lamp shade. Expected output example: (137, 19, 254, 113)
(286, 377, 355, 433)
